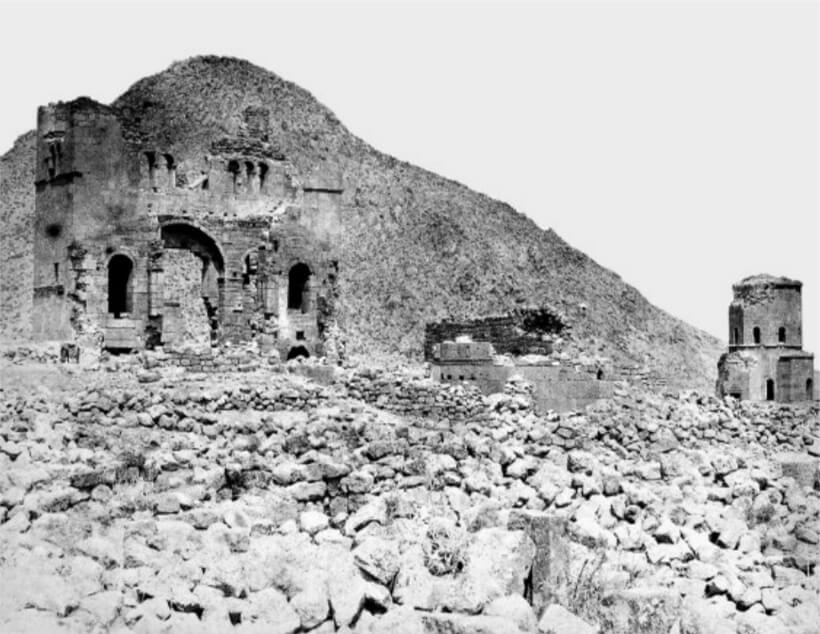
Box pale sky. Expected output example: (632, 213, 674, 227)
(1, 0, 818, 352)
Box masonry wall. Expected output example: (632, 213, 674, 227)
(424, 309, 564, 360)
(432, 362, 612, 413)
(729, 283, 802, 349)
(0, 132, 36, 342)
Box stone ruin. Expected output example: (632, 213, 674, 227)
(717, 275, 818, 403)
(30, 98, 342, 361)
(425, 310, 614, 412)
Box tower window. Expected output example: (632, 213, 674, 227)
(766, 378, 775, 401)
(53, 262, 60, 284)
(753, 327, 761, 345)
(228, 160, 240, 194)
(145, 152, 158, 191)
(163, 154, 176, 189)
(807, 378, 814, 401)
(778, 327, 786, 344)
(108, 254, 134, 318)
(733, 327, 741, 345)
(245, 161, 256, 194)
(259, 162, 269, 192)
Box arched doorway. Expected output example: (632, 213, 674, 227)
(160, 222, 225, 346)
(766, 378, 775, 401)
(287, 345, 309, 361)
(108, 254, 133, 317)
(288, 263, 311, 312)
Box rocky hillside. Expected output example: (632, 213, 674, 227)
(0, 56, 724, 388)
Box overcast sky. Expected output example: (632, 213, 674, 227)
(1, 0, 818, 352)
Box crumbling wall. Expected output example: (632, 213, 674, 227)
(161, 249, 211, 349)
(0, 132, 36, 342)
(424, 308, 566, 360)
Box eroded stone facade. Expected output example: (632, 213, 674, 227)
(31, 98, 342, 359)
(717, 275, 817, 402)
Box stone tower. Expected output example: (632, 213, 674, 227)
(717, 275, 816, 402)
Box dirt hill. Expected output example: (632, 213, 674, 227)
(1, 56, 723, 389)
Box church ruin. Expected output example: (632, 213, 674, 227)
(31, 98, 342, 359)
(716, 275, 817, 402)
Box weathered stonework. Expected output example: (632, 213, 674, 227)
(29, 97, 343, 359)
(717, 275, 817, 402)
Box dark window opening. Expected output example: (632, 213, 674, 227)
(53, 262, 60, 284)
(458, 375, 464, 381)
(733, 327, 740, 345)
(201, 176, 209, 190)
(765, 378, 775, 401)
(108, 254, 134, 318)
(259, 162, 269, 192)
(47, 143, 59, 179)
(242, 252, 258, 287)
(778, 327, 786, 344)
(288, 262, 311, 312)
(753, 327, 761, 345)
(287, 346, 309, 361)
(228, 160, 240, 194)
(272, 239, 279, 252)
(45, 223, 61, 238)
(296, 330, 305, 341)
(730, 392, 742, 400)
(596, 368, 604, 380)
(145, 152, 158, 191)
(807, 379, 814, 400)
(163, 154, 176, 189)
(245, 161, 256, 194)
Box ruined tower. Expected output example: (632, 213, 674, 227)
(717, 275, 816, 402)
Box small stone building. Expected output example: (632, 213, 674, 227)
(31, 98, 343, 359)
(716, 275, 816, 402)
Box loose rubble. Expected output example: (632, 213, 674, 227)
(0, 354, 818, 633)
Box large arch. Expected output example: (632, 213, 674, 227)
(160, 222, 225, 274)
(159, 221, 225, 345)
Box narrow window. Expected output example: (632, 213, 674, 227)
(46, 144, 58, 179)
(596, 368, 604, 380)
(807, 378, 814, 401)
(108, 254, 134, 318)
(778, 327, 786, 344)
(228, 160, 240, 194)
(296, 330, 305, 341)
(245, 161, 256, 194)
(258, 162, 269, 192)
(288, 263, 311, 312)
(272, 239, 279, 253)
(164, 154, 176, 189)
(201, 177, 209, 190)
(145, 152, 158, 191)
(53, 262, 60, 284)
(733, 327, 740, 344)
(753, 327, 761, 345)
(765, 378, 775, 401)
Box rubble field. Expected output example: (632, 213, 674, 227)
(0, 352, 818, 634)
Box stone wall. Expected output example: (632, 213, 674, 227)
(0, 132, 35, 342)
(424, 309, 565, 360)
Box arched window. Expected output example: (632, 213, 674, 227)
(807, 379, 814, 401)
(765, 378, 775, 401)
(145, 152, 158, 191)
(288, 263, 311, 312)
(778, 327, 786, 344)
(259, 162, 269, 192)
(228, 160, 240, 194)
(245, 161, 256, 194)
(733, 327, 741, 345)
(163, 154, 176, 189)
(753, 327, 761, 345)
(108, 254, 133, 317)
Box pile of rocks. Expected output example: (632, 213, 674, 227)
(0, 360, 818, 633)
